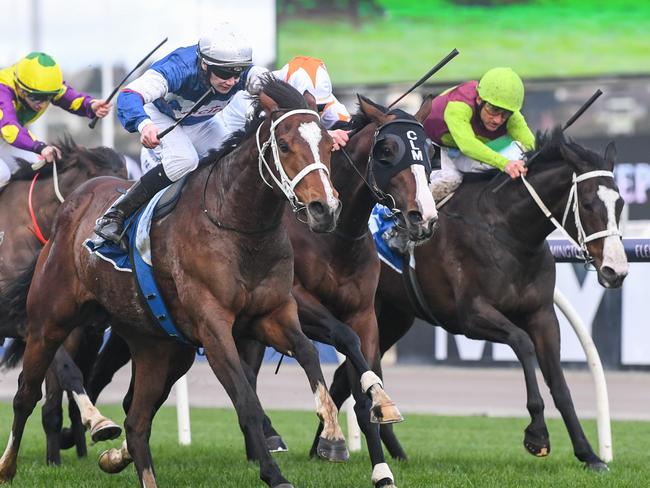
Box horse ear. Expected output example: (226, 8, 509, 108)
(303, 90, 317, 111)
(604, 141, 617, 170)
(559, 144, 581, 165)
(414, 95, 433, 123)
(357, 94, 389, 125)
(260, 91, 279, 114)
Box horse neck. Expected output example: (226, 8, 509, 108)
(208, 124, 286, 229)
(331, 124, 376, 239)
(492, 160, 576, 246)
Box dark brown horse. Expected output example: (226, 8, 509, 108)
(238, 96, 438, 488)
(0, 78, 344, 488)
(0, 139, 126, 464)
(329, 128, 628, 471)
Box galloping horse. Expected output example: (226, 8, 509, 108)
(0, 138, 126, 464)
(331, 128, 628, 470)
(238, 95, 438, 488)
(0, 78, 344, 488)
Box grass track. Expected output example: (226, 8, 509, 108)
(1, 403, 649, 487)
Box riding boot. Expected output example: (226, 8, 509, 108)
(94, 166, 172, 245)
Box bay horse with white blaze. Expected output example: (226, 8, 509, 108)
(331, 128, 628, 470)
(0, 138, 126, 464)
(0, 78, 344, 488)
(239, 95, 438, 488)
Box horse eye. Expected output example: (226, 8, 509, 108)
(277, 140, 289, 153)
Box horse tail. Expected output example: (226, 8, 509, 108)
(0, 255, 38, 338)
(0, 338, 26, 369)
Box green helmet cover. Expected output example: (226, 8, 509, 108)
(477, 67, 524, 112)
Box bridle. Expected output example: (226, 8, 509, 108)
(256, 108, 329, 213)
(521, 169, 621, 263)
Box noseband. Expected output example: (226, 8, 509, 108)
(256, 108, 328, 212)
(521, 169, 622, 263)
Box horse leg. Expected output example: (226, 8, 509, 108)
(237, 339, 288, 454)
(42, 366, 64, 465)
(255, 299, 347, 463)
(52, 345, 122, 444)
(0, 319, 72, 482)
(87, 328, 131, 403)
(458, 303, 550, 457)
(98, 340, 195, 483)
(196, 307, 292, 488)
(527, 308, 607, 470)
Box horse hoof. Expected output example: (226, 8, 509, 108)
(376, 478, 397, 488)
(585, 461, 609, 472)
(523, 429, 550, 457)
(370, 402, 404, 425)
(316, 437, 349, 463)
(267, 435, 288, 453)
(60, 427, 75, 450)
(98, 448, 132, 474)
(91, 419, 122, 443)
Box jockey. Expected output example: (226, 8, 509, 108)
(0, 52, 112, 188)
(94, 22, 267, 244)
(189, 55, 351, 162)
(423, 67, 535, 201)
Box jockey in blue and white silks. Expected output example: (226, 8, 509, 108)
(94, 22, 266, 245)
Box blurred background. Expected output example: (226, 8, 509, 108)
(2, 0, 648, 370)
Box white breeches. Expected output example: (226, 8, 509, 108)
(140, 92, 255, 180)
(0, 142, 40, 187)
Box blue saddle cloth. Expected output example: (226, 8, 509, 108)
(84, 191, 192, 345)
(369, 204, 404, 274)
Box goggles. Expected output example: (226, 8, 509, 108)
(24, 91, 56, 103)
(484, 102, 513, 118)
(208, 65, 244, 80)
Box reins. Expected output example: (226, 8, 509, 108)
(27, 161, 65, 245)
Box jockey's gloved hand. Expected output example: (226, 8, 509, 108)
(91, 99, 113, 118)
(39, 145, 62, 164)
(504, 159, 527, 179)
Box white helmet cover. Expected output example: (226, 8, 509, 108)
(198, 22, 253, 68)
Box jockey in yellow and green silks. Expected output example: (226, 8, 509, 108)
(0, 52, 112, 187)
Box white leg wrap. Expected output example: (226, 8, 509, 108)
(360, 371, 383, 394)
(371, 462, 394, 484)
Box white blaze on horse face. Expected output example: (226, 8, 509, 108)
(597, 185, 628, 275)
(298, 122, 338, 209)
(411, 164, 438, 221)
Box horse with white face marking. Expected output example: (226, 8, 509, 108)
(332, 128, 627, 471)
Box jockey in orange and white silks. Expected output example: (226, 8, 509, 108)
(161, 55, 353, 174)
(423, 67, 535, 201)
(95, 22, 266, 245)
(0, 52, 112, 187)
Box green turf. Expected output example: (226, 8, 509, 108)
(278, 0, 650, 84)
(0, 402, 649, 487)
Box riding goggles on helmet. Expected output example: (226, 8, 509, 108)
(483, 102, 513, 118)
(24, 91, 56, 103)
(208, 64, 245, 80)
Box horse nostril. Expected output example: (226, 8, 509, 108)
(407, 210, 423, 226)
(307, 201, 326, 217)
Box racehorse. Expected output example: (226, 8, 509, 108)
(0, 78, 345, 488)
(238, 95, 438, 488)
(329, 128, 628, 471)
(0, 138, 126, 464)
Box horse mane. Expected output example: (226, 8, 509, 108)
(344, 97, 414, 133)
(197, 75, 312, 168)
(10, 134, 125, 181)
(528, 126, 607, 171)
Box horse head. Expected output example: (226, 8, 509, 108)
(356, 95, 438, 242)
(258, 77, 341, 233)
(558, 138, 628, 288)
